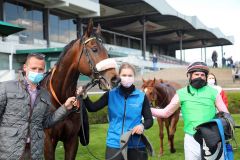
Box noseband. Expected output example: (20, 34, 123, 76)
(78, 36, 111, 91)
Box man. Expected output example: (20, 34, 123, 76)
(151, 61, 229, 160)
(152, 53, 158, 71)
(0, 53, 77, 160)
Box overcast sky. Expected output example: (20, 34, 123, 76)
(165, 0, 240, 65)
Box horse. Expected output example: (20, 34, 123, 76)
(42, 19, 119, 160)
(142, 78, 181, 156)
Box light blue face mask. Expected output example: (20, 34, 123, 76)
(27, 71, 44, 84)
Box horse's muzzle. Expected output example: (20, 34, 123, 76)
(111, 75, 121, 88)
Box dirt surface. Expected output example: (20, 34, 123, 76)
(136, 68, 238, 89)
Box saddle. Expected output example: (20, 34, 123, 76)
(194, 112, 235, 160)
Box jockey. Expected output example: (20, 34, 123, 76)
(151, 61, 230, 160)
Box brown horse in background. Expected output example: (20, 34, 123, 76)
(42, 20, 118, 160)
(142, 78, 181, 156)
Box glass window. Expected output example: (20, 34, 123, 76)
(4, 2, 43, 43)
(102, 31, 114, 44)
(49, 12, 76, 43)
(116, 35, 128, 47)
(131, 39, 140, 49)
(49, 14, 59, 42)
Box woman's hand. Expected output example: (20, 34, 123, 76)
(76, 86, 87, 99)
(132, 124, 144, 135)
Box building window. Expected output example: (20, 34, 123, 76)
(4, 1, 43, 43)
(102, 31, 114, 44)
(131, 39, 140, 49)
(49, 12, 76, 43)
(116, 35, 128, 47)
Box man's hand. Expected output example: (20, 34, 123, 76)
(64, 97, 77, 110)
(132, 124, 144, 135)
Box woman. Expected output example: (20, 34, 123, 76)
(207, 73, 228, 108)
(77, 62, 153, 160)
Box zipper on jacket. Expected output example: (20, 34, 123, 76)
(121, 98, 127, 134)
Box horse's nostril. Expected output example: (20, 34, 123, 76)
(111, 76, 121, 87)
(92, 47, 98, 52)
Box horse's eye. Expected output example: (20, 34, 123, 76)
(92, 47, 98, 52)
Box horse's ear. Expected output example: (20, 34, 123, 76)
(142, 78, 146, 83)
(84, 19, 94, 38)
(96, 23, 102, 35)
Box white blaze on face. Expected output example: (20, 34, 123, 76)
(144, 88, 148, 93)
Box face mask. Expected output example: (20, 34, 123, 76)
(120, 76, 134, 88)
(27, 71, 44, 84)
(207, 79, 215, 85)
(190, 77, 207, 89)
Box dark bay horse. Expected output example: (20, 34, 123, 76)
(42, 20, 118, 160)
(142, 78, 181, 156)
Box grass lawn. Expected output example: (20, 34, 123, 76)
(55, 114, 240, 160)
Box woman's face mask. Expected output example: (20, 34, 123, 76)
(120, 76, 134, 88)
(207, 79, 216, 85)
(119, 68, 135, 88)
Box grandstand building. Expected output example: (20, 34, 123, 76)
(0, 0, 233, 81)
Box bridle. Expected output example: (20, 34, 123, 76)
(143, 83, 169, 109)
(49, 35, 110, 106)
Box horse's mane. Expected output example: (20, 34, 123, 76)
(55, 39, 79, 67)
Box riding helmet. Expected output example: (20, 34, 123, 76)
(187, 61, 209, 75)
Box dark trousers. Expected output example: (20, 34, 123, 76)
(105, 147, 148, 160)
(20, 143, 31, 160)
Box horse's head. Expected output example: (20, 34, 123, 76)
(73, 19, 119, 90)
(142, 78, 157, 103)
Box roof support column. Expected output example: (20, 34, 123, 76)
(76, 18, 82, 38)
(0, 0, 3, 21)
(177, 31, 184, 64)
(114, 34, 116, 45)
(128, 38, 130, 48)
(204, 47, 207, 63)
(201, 48, 203, 61)
(202, 40, 207, 63)
(142, 16, 146, 60)
(43, 8, 50, 47)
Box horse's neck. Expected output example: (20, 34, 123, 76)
(51, 63, 80, 105)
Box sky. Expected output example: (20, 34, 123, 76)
(165, 0, 240, 66)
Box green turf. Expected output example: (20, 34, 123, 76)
(55, 114, 240, 160)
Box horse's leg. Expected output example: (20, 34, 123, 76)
(157, 118, 164, 156)
(44, 130, 58, 160)
(169, 111, 180, 153)
(63, 134, 79, 160)
(164, 118, 170, 148)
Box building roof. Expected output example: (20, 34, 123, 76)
(88, 0, 233, 50)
